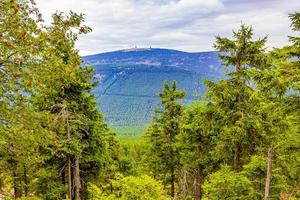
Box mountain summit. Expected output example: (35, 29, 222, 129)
(84, 48, 221, 72)
(83, 48, 223, 136)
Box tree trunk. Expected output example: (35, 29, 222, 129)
(236, 52, 241, 72)
(110, 182, 113, 194)
(23, 165, 28, 196)
(61, 159, 66, 185)
(194, 169, 202, 200)
(74, 157, 81, 200)
(68, 158, 72, 200)
(180, 168, 188, 199)
(233, 144, 241, 169)
(12, 165, 22, 199)
(170, 165, 175, 198)
(264, 145, 273, 200)
(64, 106, 74, 200)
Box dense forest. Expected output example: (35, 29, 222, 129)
(0, 1, 299, 199)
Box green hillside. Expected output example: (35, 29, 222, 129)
(85, 49, 224, 136)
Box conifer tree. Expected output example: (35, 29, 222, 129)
(0, 1, 54, 197)
(0, 1, 118, 199)
(146, 80, 185, 198)
(29, 11, 118, 200)
(205, 22, 299, 198)
(177, 101, 219, 200)
(207, 24, 270, 169)
(252, 12, 300, 198)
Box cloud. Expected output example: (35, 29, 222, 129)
(35, 0, 300, 55)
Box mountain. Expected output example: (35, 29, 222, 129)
(83, 48, 223, 136)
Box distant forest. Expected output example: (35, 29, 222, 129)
(0, 1, 299, 199)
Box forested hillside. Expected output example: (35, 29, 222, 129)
(0, 1, 299, 200)
(83, 49, 223, 136)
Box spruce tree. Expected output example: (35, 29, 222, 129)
(246, 13, 299, 198)
(0, 1, 118, 199)
(207, 24, 270, 169)
(145, 80, 185, 198)
(177, 101, 220, 200)
(205, 22, 299, 198)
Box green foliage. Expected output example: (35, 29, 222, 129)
(207, 23, 284, 170)
(118, 138, 148, 176)
(214, 24, 268, 71)
(145, 80, 185, 197)
(243, 155, 291, 199)
(88, 175, 169, 200)
(4, 197, 42, 200)
(178, 101, 218, 169)
(0, 1, 117, 199)
(35, 169, 66, 200)
(176, 101, 219, 198)
(0, 1, 299, 199)
(203, 165, 255, 200)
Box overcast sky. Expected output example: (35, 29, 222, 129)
(35, 0, 300, 56)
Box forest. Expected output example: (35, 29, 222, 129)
(0, 1, 299, 199)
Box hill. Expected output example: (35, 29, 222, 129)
(83, 48, 223, 136)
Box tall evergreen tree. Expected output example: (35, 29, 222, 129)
(249, 12, 300, 198)
(204, 22, 299, 198)
(207, 24, 271, 169)
(177, 101, 220, 200)
(0, 1, 118, 199)
(29, 11, 118, 200)
(145, 80, 185, 198)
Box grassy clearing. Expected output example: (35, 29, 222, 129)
(111, 125, 147, 141)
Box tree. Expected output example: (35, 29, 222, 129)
(203, 165, 255, 200)
(176, 101, 219, 200)
(88, 175, 169, 200)
(0, 1, 118, 199)
(242, 155, 291, 199)
(145, 80, 185, 198)
(0, 0, 55, 197)
(28, 11, 119, 200)
(248, 13, 300, 198)
(207, 24, 271, 169)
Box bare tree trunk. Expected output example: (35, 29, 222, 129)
(180, 167, 189, 199)
(63, 105, 73, 200)
(194, 169, 202, 200)
(110, 182, 113, 193)
(264, 145, 273, 200)
(236, 52, 241, 72)
(74, 157, 81, 200)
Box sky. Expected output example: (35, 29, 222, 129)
(35, 0, 300, 56)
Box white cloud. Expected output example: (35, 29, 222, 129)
(35, 0, 300, 55)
